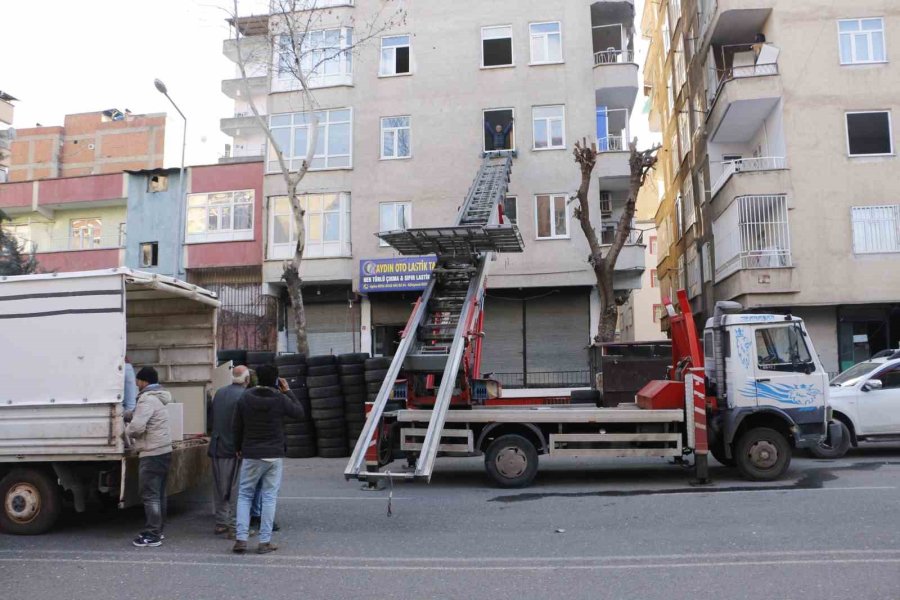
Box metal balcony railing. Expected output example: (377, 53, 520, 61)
(37, 233, 125, 253)
(232, 144, 266, 158)
(597, 135, 627, 152)
(594, 49, 635, 66)
(711, 156, 787, 198)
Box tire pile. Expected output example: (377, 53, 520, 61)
(275, 353, 315, 459)
(364, 356, 398, 410)
(337, 353, 369, 452)
(307, 355, 348, 458)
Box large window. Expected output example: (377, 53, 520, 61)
(380, 35, 410, 76)
(846, 111, 893, 156)
(186, 190, 254, 243)
(686, 245, 701, 299)
(2, 223, 32, 253)
(535, 194, 568, 239)
(70, 218, 102, 250)
(381, 116, 411, 159)
(482, 25, 513, 67)
(532, 105, 565, 150)
(379, 202, 411, 247)
(268, 108, 352, 172)
(851, 205, 900, 254)
(275, 28, 353, 89)
(683, 177, 695, 230)
(483, 108, 515, 151)
(269, 193, 351, 260)
(529, 22, 562, 64)
(755, 326, 814, 373)
(839, 18, 886, 65)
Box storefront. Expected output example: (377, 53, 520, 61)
(838, 304, 900, 371)
(281, 284, 360, 355)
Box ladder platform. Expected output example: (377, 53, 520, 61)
(378, 225, 524, 256)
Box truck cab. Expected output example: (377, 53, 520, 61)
(703, 304, 836, 477)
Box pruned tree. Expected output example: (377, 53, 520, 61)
(227, 0, 405, 354)
(572, 138, 660, 344)
(0, 209, 38, 275)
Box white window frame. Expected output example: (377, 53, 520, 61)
(481, 25, 514, 69)
(529, 21, 563, 65)
(845, 110, 895, 157)
(267, 108, 353, 173)
(534, 193, 569, 240)
(379, 34, 411, 77)
(483, 108, 516, 153)
(702, 241, 713, 282)
(683, 177, 696, 230)
(532, 105, 566, 150)
(851, 205, 900, 254)
(379, 202, 412, 247)
(185, 190, 254, 244)
(70, 218, 102, 250)
(274, 27, 354, 90)
(2, 223, 33, 253)
(674, 195, 684, 238)
(380, 115, 411, 160)
(838, 18, 887, 65)
(268, 193, 351, 260)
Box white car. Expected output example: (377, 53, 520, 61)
(811, 352, 900, 458)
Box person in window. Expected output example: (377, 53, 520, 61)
(485, 117, 514, 151)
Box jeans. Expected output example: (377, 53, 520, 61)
(235, 459, 283, 544)
(251, 480, 263, 519)
(211, 457, 239, 529)
(139, 453, 171, 538)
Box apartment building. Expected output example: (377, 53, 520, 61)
(644, 0, 900, 372)
(221, 0, 645, 386)
(0, 92, 15, 183)
(7, 109, 166, 182)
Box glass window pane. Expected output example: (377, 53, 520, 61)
(221, 206, 232, 230)
(383, 35, 409, 48)
(862, 18, 882, 31)
(270, 114, 292, 127)
(272, 127, 291, 158)
(531, 36, 543, 62)
(551, 120, 564, 147)
(536, 195, 551, 237)
(534, 105, 562, 119)
(330, 109, 351, 122)
(839, 34, 853, 62)
(308, 214, 322, 242)
(483, 26, 512, 40)
(308, 195, 323, 213)
(187, 207, 206, 234)
(398, 129, 411, 157)
(324, 213, 341, 241)
(329, 122, 351, 155)
(855, 33, 870, 61)
(274, 215, 291, 244)
(234, 190, 252, 204)
(274, 196, 290, 214)
(548, 34, 562, 61)
(383, 130, 395, 157)
(384, 116, 409, 128)
(188, 194, 206, 207)
(208, 208, 219, 231)
(292, 127, 308, 159)
(322, 193, 340, 211)
(839, 20, 860, 33)
(380, 204, 393, 230)
(380, 48, 394, 74)
(532, 22, 559, 34)
(398, 204, 409, 229)
(234, 204, 252, 230)
(534, 119, 548, 148)
(210, 193, 231, 205)
(554, 196, 567, 236)
(315, 125, 326, 156)
(873, 32, 886, 61)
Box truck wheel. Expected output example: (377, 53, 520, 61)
(735, 427, 791, 481)
(809, 421, 851, 459)
(0, 468, 62, 535)
(710, 440, 735, 467)
(484, 435, 538, 488)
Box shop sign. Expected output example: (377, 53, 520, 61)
(359, 256, 436, 293)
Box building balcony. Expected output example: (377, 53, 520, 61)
(710, 156, 789, 203)
(222, 75, 268, 100)
(707, 53, 781, 144)
(593, 53, 639, 109)
(222, 36, 268, 64)
(220, 113, 263, 136)
(700, 0, 774, 47)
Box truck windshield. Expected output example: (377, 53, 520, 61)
(755, 326, 813, 372)
(830, 361, 879, 387)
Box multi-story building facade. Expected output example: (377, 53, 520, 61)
(221, 1, 645, 385)
(7, 109, 166, 182)
(0, 91, 15, 183)
(645, 0, 900, 373)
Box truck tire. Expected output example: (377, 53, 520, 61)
(365, 357, 391, 370)
(0, 468, 62, 535)
(307, 374, 339, 388)
(338, 353, 370, 364)
(338, 364, 365, 375)
(484, 435, 539, 488)
(809, 421, 851, 459)
(734, 427, 791, 481)
(710, 441, 735, 467)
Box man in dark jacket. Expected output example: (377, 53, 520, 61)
(208, 365, 250, 537)
(232, 364, 305, 555)
(484, 117, 514, 151)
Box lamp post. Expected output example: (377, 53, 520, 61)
(154, 78, 187, 277)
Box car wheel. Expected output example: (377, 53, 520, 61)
(809, 421, 851, 459)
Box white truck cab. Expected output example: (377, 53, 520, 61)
(812, 352, 900, 458)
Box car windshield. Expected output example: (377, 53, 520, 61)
(830, 361, 879, 387)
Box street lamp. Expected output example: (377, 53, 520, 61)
(154, 78, 187, 277)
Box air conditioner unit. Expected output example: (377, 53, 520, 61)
(599, 192, 613, 216)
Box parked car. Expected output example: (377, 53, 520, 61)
(811, 351, 900, 458)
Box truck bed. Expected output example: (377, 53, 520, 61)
(397, 403, 685, 424)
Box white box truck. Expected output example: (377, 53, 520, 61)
(0, 268, 222, 534)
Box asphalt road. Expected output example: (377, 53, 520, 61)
(3, 445, 900, 600)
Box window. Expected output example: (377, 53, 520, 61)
(535, 194, 568, 239)
(148, 174, 168, 192)
(70, 218, 102, 250)
(846, 111, 893, 156)
(651, 269, 658, 287)
(683, 177, 696, 230)
(674, 38, 686, 93)
(268, 108, 352, 172)
(702, 241, 713, 283)
(653, 304, 665, 323)
(503, 196, 518, 225)
(839, 18, 886, 65)
(140, 242, 159, 268)
(697, 170, 707, 205)
(275, 28, 354, 89)
(268, 193, 351, 260)
(851, 205, 900, 254)
(379, 202, 411, 247)
(380, 35, 410, 76)
(381, 116, 411, 159)
(599, 191, 613, 216)
(482, 25, 513, 67)
(677, 254, 686, 290)
(873, 365, 900, 389)
(118, 223, 127, 247)
(186, 190, 254, 243)
(649, 235, 658, 255)
(483, 109, 515, 151)
(755, 325, 814, 373)
(677, 110, 691, 161)
(2, 223, 33, 253)
(530, 22, 562, 64)
(674, 195, 684, 238)
(532, 105, 565, 150)
(713, 195, 791, 280)
(687, 246, 701, 298)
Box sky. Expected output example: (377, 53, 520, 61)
(1, 0, 653, 166)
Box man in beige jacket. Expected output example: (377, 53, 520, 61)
(125, 366, 173, 547)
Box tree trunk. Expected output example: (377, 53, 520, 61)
(283, 177, 310, 356)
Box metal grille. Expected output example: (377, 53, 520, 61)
(713, 195, 791, 280)
(187, 268, 276, 351)
(491, 371, 591, 389)
(852, 205, 900, 254)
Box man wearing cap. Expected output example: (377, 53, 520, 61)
(126, 366, 173, 548)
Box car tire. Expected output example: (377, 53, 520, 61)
(246, 351, 276, 365)
(277, 365, 306, 378)
(338, 353, 370, 364)
(311, 408, 344, 420)
(318, 447, 350, 458)
(285, 445, 317, 459)
(0, 468, 62, 535)
(809, 421, 852, 459)
(307, 374, 340, 388)
(735, 427, 791, 481)
(284, 422, 314, 436)
(484, 435, 539, 489)
(338, 364, 365, 376)
(309, 385, 342, 399)
(275, 353, 306, 366)
(310, 396, 343, 410)
(307, 355, 336, 367)
(364, 369, 389, 382)
(710, 440, 735, 467)
(285, 433, 315, 446)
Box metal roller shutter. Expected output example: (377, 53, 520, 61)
(525, 289, 590, 385)
(481, 294, 524, 386)
(371, 295, 417, 325)
(286, 302, 360, 355)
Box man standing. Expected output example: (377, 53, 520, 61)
(208, 365, 249, 537)
(232, 364, 304, 555)
(126, 366, 173, 548)
(484, 116, 514, 151)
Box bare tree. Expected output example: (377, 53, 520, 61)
(227, 0, 405, 354)
(0, 209, 38, 276)
(572, 138, 660, 344)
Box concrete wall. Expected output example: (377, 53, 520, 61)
(791, 305, 839, 375)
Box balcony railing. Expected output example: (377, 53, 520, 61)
(711, 156, 787, 198)
(25, 233, 126, 253)
(491, 371, 592, 389)
(713, 194, 791, 281)
(594, 49, 635, 66)
(708, 47, 780, 108)
(232, 143, 266, 158)
(597, 135, 627, 152)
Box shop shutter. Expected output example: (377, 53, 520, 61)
(525, 289, 590, 386)
(480, 295, 525, 386)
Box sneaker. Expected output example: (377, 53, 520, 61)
(214, 525, 229, 535)
(232, 540, 248, 554)
(256, 542, 278, 555)
(132, 534, 162, 548)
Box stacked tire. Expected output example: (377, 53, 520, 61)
(276, 353, 315, 459)
(337, 353, 369, 452)
(217, 349, 247, 367)
(307, 355, 348, 458)
(246, 351, 276, 378)
(365, 357, 402, 410)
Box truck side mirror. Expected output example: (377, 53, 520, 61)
(862, 379, 883, 392)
